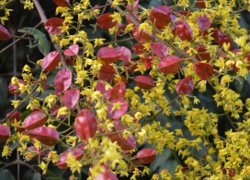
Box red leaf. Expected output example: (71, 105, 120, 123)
(53, 0, 69, 7)
(57, 145, 85, 169)
(41, 51, 61, 71)
(134, 75, 154, 90)
(97, 47, 121, 64)
(197, 15, 211, 31)
(6, 111, 21, 122)
(158, 55, 182, 74)
(95, 81, 111, 100)
(126, 0, 139, 10)
(62, 88, 80, 109)
(108, 122, 136, 151)
(97, 64, 115, 81)
(194, 62, 214, 80)
(123, 60, 138, 73)
(0, 124, 11, 142)
(75, 109, 97, 141)
(97, 13, 117, 29)
(176, 76, 194, 95)
(110, 82, 126, 100)
(23, 111, 47, 130)
(135, 148, 156, 164)
(0, 25, 10, 41)
(63, 44, 79, 56)
(107, 99, 128, 119)
(54, 68, 72, 92)
(117, 46, 131, 63)
(45, 17, 64, 34)
(219, 34, 233, 50)
(149, 5, 172, 29)
(195, 44, 211, 61)
(26, 126, 59, 146)
(150, 42, 169, 58)
(132, 26, 153, 44)
(176, 20, 193, 41)
(8, 79, 26, 95)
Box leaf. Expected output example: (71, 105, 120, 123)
(193, 62, 214, 80)
(0, 24, 10, 41)
(195, 44, 211, 61)
(107, 99, 129, 119)
(134, 75, 154, 90)
(141, 56, 153, 69)
(117, 46, 131, 63)
(0, 169, 15, 180)
(8, 79, 26, 95)
(132, 26, 153, 44)
(197, 14, 211, 31)
(45, 17, 64, 34)
(75, 109, 97, 141)
(26, 126, 59, 146)
(175, 76, 194, 95)
(95, 81, 111, 100)
(97, 47, 121, 64)
(132, 44, 145, 55)
(149, 5, 172, 29)
(63, 44, 79, 56)
(41, 51, 61, 72)
(54, 68, 72, 92)
(97, 13, 117, 29)
(53, 0, 69, 7)
(158, 55, 182, 74)
(150, 42, 169, 58)
(23, 110, 47, 130)
(97, 64, 115, 81)
(62, 88, 80, 109)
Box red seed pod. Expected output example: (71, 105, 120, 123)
(193, 62, 214, 80)
(94, 166, 118, 180)
(175, 76, 194, 95)
(75, 109, 97, 141)
(0, 24, 10, 40)
(108, 123, 136, 151)
(132, 26, 153, 44)
(195, 44, 211, 61)
(150, 42, 169, 58)
(134, 75, 154, 90)
(196, 0, 206, 8)
(135, 148, 156, 164)
(45, 17, 64, 34)
(149, 5, 172, 30)
(54, 68, 72, 92)
(97, 64, 115, 81)
(0, 124, 11, 142)
(6, 111, 21, 122)
(158, 55, 182, 74)
(95, 81, 111, 100)
(23, 110, 47, 130)
(229, 168, 235, 178)
(26, 126, 59, 146)
(8, 79, 26, 95)
(110, 82, 126, 100)
(213, 28, 223, 44)
(63, 44, 79, 56)
(107, 99, 129, 119)
(117, 46, 131, 63)
(97, 13, 117, 29)
(140, 56, 153, 69)
(41, 51, 61, 72)
(27, 146, 45, 160)
(62, 88, 80, 110)
(219, 34, 233, 50)
(97, 47, 121, 64)
(132, 44, 145, 55)
(176, 20, 193, 41)
(57, 144, 85, 169)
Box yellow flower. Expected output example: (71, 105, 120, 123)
(66, 153, 82, 174)
(38, 161, 48, 175)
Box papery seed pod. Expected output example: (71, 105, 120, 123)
(23, 110, 47, 130)
(97, 47, 121, 64)
(176, 20, 193, 41)
(41, 51, 61, 72)
(75, 109, 97, 141)
(149, 5, 172, 30)
(135, 148, 156, 164)
(176, 76, 194, 95)
(134, 75, 154, 90)
(0, 124, 11, 142)
(158, 55, 182, 74)
(193, 62, 214, 80)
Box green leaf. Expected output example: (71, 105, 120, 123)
(0, 169, 15, 180)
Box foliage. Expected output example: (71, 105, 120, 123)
(0, 0, 250, 179)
